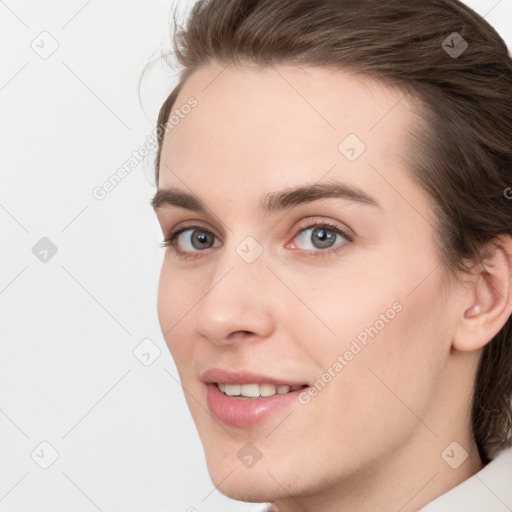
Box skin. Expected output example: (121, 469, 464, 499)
(153, 62, 512, 512)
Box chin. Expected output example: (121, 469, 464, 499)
(216, 480, 279, 504)
(206, 464, 289, 504)
(203, 449, 321, 505)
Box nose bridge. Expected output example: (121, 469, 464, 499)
(192, 234, 275, 344)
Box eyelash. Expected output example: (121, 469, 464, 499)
(159, 220, 353, 260)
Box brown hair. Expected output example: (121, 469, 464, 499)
(153, 0, 512, 463)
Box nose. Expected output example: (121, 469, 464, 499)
(192, 245, 276, 346)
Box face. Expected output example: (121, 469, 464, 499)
(154, 63, 467, 505)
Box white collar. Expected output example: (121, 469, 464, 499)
(419, 445, 512, 511)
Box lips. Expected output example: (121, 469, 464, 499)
(201, 368, 309, 387)
(201, 368, 310, 427)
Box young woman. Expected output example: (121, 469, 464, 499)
(150, 1, 512, 510)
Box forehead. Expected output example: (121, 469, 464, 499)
(158, 62, 426, 214)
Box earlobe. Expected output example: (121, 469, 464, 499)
(453, 236, 512, 352)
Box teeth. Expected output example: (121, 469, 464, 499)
(240, 384, 260, 397)
(224, 384, 240, 396)
(216, 382, 304, 397)
(259, 383, 277, 396)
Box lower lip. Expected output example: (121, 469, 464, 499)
(206, 383, 306, 427)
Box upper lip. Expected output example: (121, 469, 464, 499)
(201, 368, 309, 387)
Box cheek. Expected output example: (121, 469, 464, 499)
(288, 247, 446, 409)
(302, 271, 448, 455)
(156, 263, 198, 363)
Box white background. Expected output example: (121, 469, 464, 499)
(0, 1, 511, 510)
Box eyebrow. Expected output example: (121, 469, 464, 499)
(151, 180, 382, 215)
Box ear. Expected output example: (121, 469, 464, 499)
(452, 235, 512, 352)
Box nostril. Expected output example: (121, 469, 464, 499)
(228, 330, 255, 339)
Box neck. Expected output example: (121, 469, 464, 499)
(272, 431, 483, 512)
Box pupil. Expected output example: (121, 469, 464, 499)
(312, 228, 335, 249)
(192, 230, 213, 250)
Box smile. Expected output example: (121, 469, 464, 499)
(216, 382, 307, 398)
(200, 368, 310, 426)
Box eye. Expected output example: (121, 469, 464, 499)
(161, 226, 221, 258)
(287, 221, 351, 255)
(160, 220, 352, 259)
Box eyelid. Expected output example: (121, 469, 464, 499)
(164, 220, 218, 242)
(161, 217, 353, 258)
(292, 217, 354, 242)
